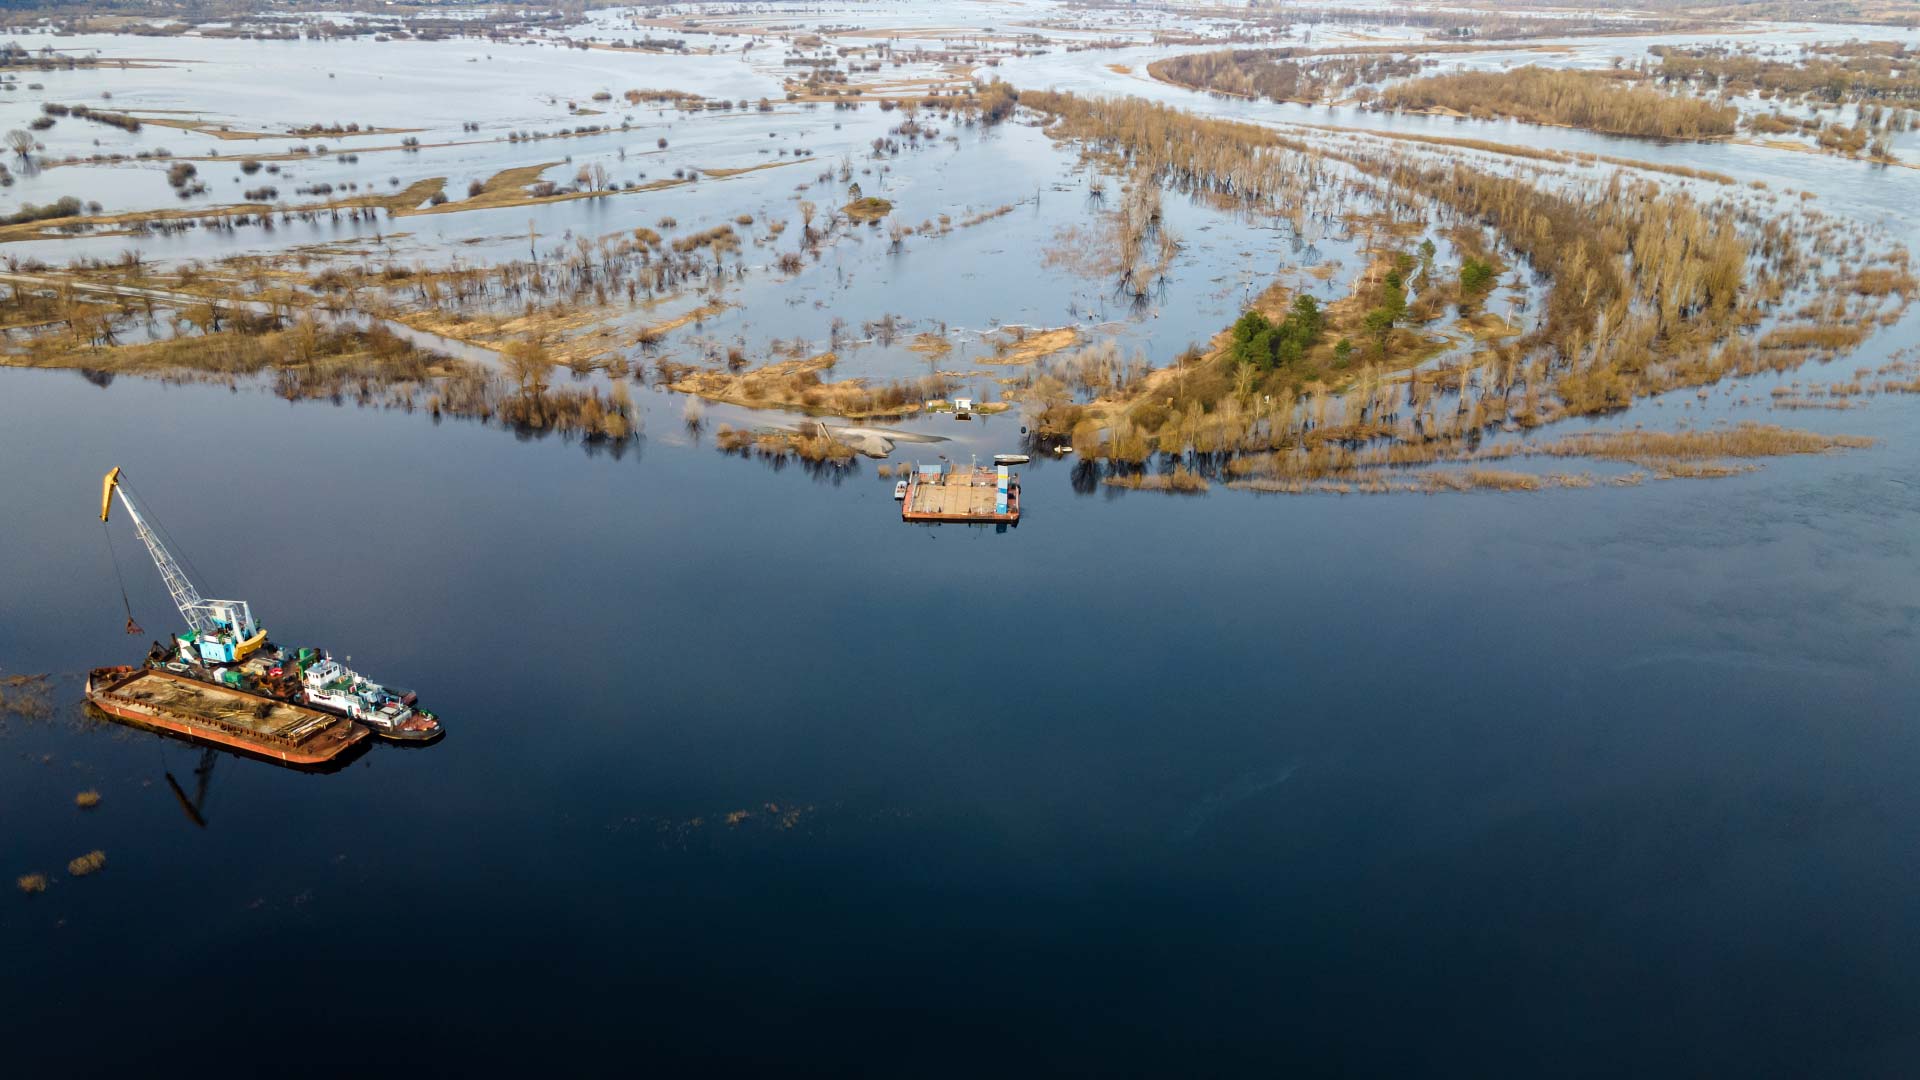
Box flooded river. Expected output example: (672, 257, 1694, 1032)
(5, 4, 1920, 1073)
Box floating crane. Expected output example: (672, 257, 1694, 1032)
(100, 467, 265, 664)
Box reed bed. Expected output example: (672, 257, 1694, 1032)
(1102, 466, 1210, 493)
(1002, 89, 1901, 497)
(1379, 67, 1738, 140)
(0, 672, 51, 719)
(712, 424, 859, 464)
(671, 354, 954, 419)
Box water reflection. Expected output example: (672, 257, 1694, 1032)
(163, 747, 217, 828)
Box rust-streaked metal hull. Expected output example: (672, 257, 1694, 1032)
(86, 666, 369, 768)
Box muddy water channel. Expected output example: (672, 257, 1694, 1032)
(5, 5, 1920, 1073)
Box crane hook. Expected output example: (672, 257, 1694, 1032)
(102, 518, 142, 636)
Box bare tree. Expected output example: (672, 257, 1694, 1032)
(6, 129, 34, 158)
(503, 336, 550, 393)
(797, 200, 817, 246)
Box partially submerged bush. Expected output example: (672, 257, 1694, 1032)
(1, 195, 81, 226)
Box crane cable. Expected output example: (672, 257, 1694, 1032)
(100, 518, 142, 636)
(120, 474, 213, 600)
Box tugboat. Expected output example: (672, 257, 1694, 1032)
(97, 467, 445, 745)
(297, 653, 441, 741)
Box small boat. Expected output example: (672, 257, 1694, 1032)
(893, 480, 908, 500)
(1055, 445, 1074, 455)
(992, 453, 1030, 465)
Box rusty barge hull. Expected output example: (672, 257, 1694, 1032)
(85, 666, 369, 767)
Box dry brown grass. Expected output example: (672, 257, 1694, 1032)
(4, 317, 462, 384)
(987, 326, 1079, 365)
(843, 197, 894, 222)
(1102, 466, 1210, 493)
(908, 332, 952, 356)
(635, 300, 729, 341)
(672, 353, 952, 418)
(1219, 421, 1868, 495)
(996, 88, 1909, 494)
(1379, 66, 1737, 139)
(1533, 423, 1873, 462)
(1771, 397, 1856, 409)
(0, 177, 446, 242)
(713, 423, 860, 463)
(0, 673, 52, 718)
(1647, 460, 1755, 479)
(75, 790, 101, 809)
(671, 225, 739, 255)
(1457, 311, 1522, 340)
(67, 850, 106, 877)
(124, 112, 421, 141)
(1852, 267, 1917, 296)
(1759, 324, 1872, 351)
(1427, 469, 1546, 492)
(404, 157, 798, 222)
(443, 162, 561, 209)
(16, 873, 48, 894)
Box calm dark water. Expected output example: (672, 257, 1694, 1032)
(4, 366, 1920, 1075)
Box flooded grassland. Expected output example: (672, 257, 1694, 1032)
(0, 2, 1913, 496)
(9, 4, 1920, 1074)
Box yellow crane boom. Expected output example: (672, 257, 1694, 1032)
(101, 466, 121, 523)
(96, 466, 263, 658)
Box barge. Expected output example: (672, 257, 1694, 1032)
(901, 462, 1020, 524)
(98, 466, 445, 745)
(86, 666, 369, 767)
(144, 642, 444, 742)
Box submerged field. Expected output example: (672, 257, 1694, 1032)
(11, 3, 1920, 1075)
(0, 0, 1915, 492)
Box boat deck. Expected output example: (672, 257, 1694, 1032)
(901, 466, 1020, 524)
(103, 669, 340, 743)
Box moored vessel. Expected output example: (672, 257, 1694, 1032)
(900, 462, 1021, 524)
(86, 665, 368, 767)
(96, 467, 447, 745)
(298, 653, 442, 741)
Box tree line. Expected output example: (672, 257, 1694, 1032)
(1378, 66, 1738, 140)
